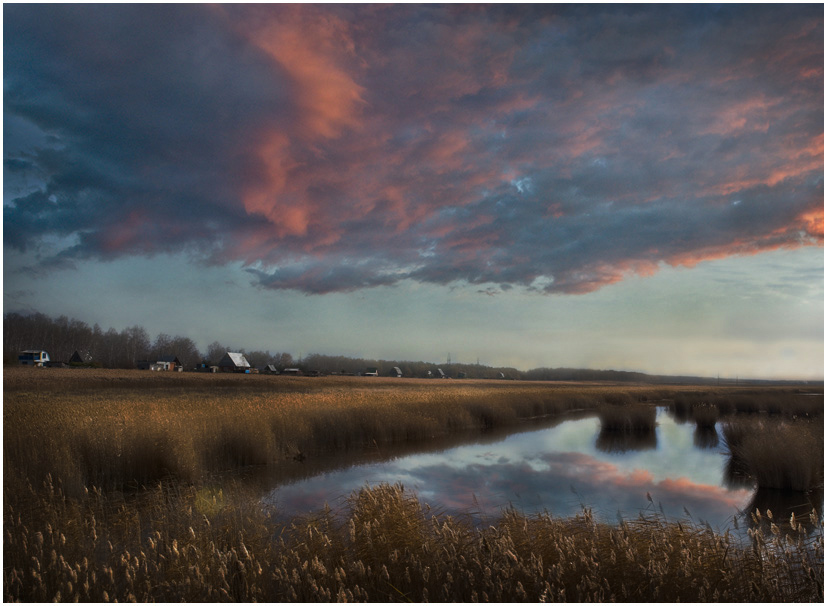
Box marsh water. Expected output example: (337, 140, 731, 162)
(266, 407, 820, 533)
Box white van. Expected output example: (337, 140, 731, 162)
(18, 350, 50, 366)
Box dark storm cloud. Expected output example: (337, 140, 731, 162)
(4, 4, 822, 294)
(4, 4, 290, 255)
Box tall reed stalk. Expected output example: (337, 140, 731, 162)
(723, 418, 824, 492)
(3, 480, 822, 603)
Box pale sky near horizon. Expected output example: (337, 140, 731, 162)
(4, 4, 824, 379)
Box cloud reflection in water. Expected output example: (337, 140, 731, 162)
(269, 410, 754, 529)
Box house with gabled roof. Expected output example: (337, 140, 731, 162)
(217, 352, 251, 373)
(158, 355, 183, 371)
(69, 350, 93, 365)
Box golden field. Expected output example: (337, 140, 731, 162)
(4, 367, 823, 602)
(5, 367, 672, 494)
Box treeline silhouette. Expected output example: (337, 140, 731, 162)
(4, 311, 815, 384)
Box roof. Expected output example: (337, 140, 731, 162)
(219, 352, 250, 367)
(158, 355, 181, 364)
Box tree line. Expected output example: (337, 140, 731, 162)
(2, 311, 520, 378)
(7, 310, 779, 384)
(2, 312, 293, 371)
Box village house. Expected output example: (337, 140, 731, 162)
(137, 355, 183, 371)
(69, 350, 93, 365)
(217, 352, 251, 373)
(158, 355, 183, 371)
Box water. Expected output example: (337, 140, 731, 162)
(266, 408, 817, 532)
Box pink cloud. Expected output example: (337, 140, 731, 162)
(8, 5, 821, 296)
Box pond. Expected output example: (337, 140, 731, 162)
(266, 407, 820, 533)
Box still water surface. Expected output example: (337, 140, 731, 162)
(267, 408, 812, 532)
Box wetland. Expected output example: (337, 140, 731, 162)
(4, 368, 823, 601)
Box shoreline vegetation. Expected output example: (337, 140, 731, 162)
(4, 367, 824, 602)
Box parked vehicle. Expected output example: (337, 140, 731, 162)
(18, 350, 50, 367)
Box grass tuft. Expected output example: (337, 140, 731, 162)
(3, 481, 822, 603)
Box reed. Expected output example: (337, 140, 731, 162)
(3, 369, 680, 494)
(3, 480, 822, 603)
(5, 368, 820, 497)
(723, 418, 824, 492)
(597, 402, 657, 434)
(4, 370, 824, 602)
(691, 403, 719, 429)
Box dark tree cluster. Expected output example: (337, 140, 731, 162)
(3, 311, 296, 371)
(7, 310, 784, 385)
(4, 312, 200, 369)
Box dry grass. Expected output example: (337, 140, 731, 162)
(5, 367, 678, 494)
(3, 480, 822, 602)
(691, 403, 720, 429)
(4, 368, 823, 602)
(722, 418, 824, 492)
(597, 402, 657, 433)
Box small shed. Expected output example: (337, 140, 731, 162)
(282, 368, 302, 375)
(69, 350, 93, 365)
(392, 367, 403, 377)
(217, 352, 251, 373)
(437, 368, 446, 379)
(261, 365, 279, 375)
(158, 355, 183, 371)
(364, 367, 379, 377)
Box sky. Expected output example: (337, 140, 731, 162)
(3, 4, 824, 379)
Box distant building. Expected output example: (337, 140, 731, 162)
(217, 352, 251, 373)
(364, 367, 379, 377)
(282, 368, 302, 375)
(69, 350, 93, 365)
(158, 355, 183, 371)
(437, 368, 446, 378)
(139, 355, 183, 371)
(392, 366, 403, 377)
(261, 365, 279, 374)
(18, 350, 50, 367)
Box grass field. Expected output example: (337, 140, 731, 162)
(4, 367, 824, 602)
